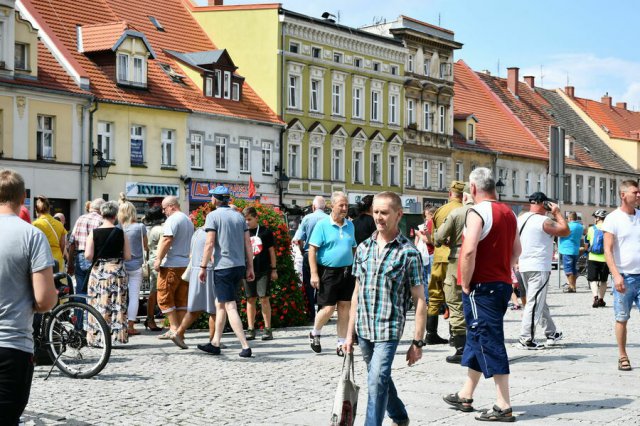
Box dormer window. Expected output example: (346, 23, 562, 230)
(467, 123, 475, 141)
(565, 135, 575, 158)
(232, 83, 240, 101)
(223, 71, 231, 99)
(117, 52, 147, 88)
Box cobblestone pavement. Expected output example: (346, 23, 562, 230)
(23, 273, 640, 425)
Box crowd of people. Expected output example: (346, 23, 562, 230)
(2, 164, 640, 425)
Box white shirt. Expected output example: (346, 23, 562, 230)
(517, 212, 554, 272)
(602, 208, 640, 274)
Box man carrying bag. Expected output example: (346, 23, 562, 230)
(330, 352, 360, 426)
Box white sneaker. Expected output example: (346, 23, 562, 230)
(546, 332, 563, 346)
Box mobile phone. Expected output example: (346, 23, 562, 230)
(543, 201, 552, 211)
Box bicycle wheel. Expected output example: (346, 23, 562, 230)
(45, 301, 112, 378)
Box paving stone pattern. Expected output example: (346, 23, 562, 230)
(23, 274, 640, 425)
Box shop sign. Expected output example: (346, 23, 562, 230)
(347, 193, 371, 205)
(189, 180, 252, 202)
(401, 195, 418, 208)
(125, 182, 179, 198)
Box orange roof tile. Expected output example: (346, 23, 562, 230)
(21, 0, 282, 125)
(80, 21, 129, 53)
(571, 95, 640, 142)
(453, 60, 546, 161)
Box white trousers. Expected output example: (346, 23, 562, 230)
(127, 267, 142, 321)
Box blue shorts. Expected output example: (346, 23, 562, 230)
(562, 254, 578, 275)
(213, 266, 246, 303)
(613, 274, 640, 322)
(462, 282, 512, 378)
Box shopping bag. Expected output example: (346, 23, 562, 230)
(330, 352, 360, 426)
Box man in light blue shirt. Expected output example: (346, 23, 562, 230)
(308, 192, 356, 356)
(293, 196, 327, 322)
(558, 212, 584, 292)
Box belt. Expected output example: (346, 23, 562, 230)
(76, 250, 85, 253)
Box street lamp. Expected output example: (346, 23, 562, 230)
(276, 172, 290, 207)
(92, 149, 110, 180)
(496, 178, 505, 201)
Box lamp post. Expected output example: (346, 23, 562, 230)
(496, 178, 505, 201)
(276, 172, 290, 207)
(92, 149, 111, 180)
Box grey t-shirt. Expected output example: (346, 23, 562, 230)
(204, 206, 248, 270)
(123, 222, 147, 271)
(0, 214, 55, 353)
(162, 212, 194, 268)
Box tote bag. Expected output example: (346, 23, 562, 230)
(330, 352, 360, 426)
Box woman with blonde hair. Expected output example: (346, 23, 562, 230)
(117, 194, 147, 336)
(32, 195, 67, 272)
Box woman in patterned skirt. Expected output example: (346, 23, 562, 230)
(85, 200, 131, 344)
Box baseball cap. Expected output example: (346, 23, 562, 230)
(450, 180, 465, 194)
(209, 185, 230, 199)
(528, 192, 553, 204)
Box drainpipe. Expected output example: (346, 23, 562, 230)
(278, 9, 286, 207)
(87, 99, 99, 201)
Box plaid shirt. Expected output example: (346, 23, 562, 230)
(69, 211, 102, 250)
(352, 231, 425, 342)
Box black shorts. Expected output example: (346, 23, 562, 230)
(0, 347, 34, 425)
(317, 265, 355, 307)
(587, 260, 609, 282)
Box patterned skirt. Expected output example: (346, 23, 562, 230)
(87, 258, 129, 344)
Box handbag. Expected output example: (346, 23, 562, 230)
(181, 264, 191, 282)
(330, 352, 360, 426)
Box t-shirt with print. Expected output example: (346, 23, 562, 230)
(162, 211, 194, 268)
(204, 206, 248, 270)
(123, 222, 147, 271)
(249, 225, 275, 276)
(602, 208, 640, 274)
(0, 214, 55, 353)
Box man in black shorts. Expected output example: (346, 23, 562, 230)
(585, 209, 609, 308)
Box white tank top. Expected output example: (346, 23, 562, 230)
(517, 212, 554, 272)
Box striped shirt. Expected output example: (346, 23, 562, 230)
(352, 231, 425, 342)
(69, 211, 102, 250)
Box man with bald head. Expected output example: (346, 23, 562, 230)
(153, 196, 194, 336)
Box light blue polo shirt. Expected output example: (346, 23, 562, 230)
(308, 216, 356, 268)
(293, 209, 328, 252)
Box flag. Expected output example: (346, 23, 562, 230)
(248, 176, 256, 199)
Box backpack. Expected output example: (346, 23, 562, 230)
(589, 226, 604, 254)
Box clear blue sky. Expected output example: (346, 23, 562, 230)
(199, 0, 640, 110)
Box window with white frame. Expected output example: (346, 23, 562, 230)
(353, 57, 362, 68)
(97, 121, 114, 160)
(232, 83, 240, 101)
(161, 129, 175, 166)
(371, 90, 381, 122)
(190, 133, 203, 169)
(609, 179, 617, 206)
(15, 43, 28, 70)
(312, 47, 322, 58)
(37, 115, 54, 159)
(352, 86, 363, 119)
(423, 102, 431, 131)
(390, 65, 398, 75)
(261, 141, 273, 174)
(205, 77, 213, 97)
(130, 124, 145, 165)
(214, 70, 222, 97)
(563, 175, 572, 203)
(437, 161, 445, 189)
(310, 78, 322, 112)
(223, 71, 231, 99)
(288, 143, 300, 178)
(406, 99, 415, 126)
(588, 176, 595, 204)
(332, 149, 344, 181)
(117, 52, 147, 87)
(576, 175, 583, 203)
(423, 58, 430, 76)
(565, 136, 575, 157)
(288, 74, 301, 109)
(372, 61, 381, 72)
(333, 52, 343, 63)
(406, 157, 414, 187)
(310, 146, 321, 180)
(215, 135, 227, 171)
(389, 155, 398, 186)
(439, 105, 446, 133)
(512, 170, 519, 195)
(389, 94, 398, 125)
(117, 53, 128, 82)
(239, 138, 250, 173)
(455, 161, 463, 182)
(353, 151, 363, 184)
(332, 83, 344, 116)
(599, 177, 606, 205)
(467, 123, 475, 141)
(407, 54, 414, 72)
(525, 172, 532, 196)
(423, 160, 430, 189)
(440, 62, 450, 79)
(371, 153, 381, 185)
(289, 41, 300, 53)
(538, 174, 545, 192)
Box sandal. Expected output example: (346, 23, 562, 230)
(443, 392, 474, 412)
(475, 405, 516, 422)
(619, 356, 632, 371)
(158, 330, 174, 340)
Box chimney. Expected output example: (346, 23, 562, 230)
(616, 102, 627, 110)
(524, 75, 535, 89)
(507, 67, 519, 98)
(208, 0, 223, 5)
(601, 93, 612, 107)
(564, 86, 575, 98)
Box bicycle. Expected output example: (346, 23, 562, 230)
(33, 272, 112, 379)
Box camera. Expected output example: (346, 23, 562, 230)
(543, 201, 552, 211)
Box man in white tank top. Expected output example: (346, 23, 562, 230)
(517, 192, 569, 349)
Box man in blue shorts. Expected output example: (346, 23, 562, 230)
(558, 212, 584, 293)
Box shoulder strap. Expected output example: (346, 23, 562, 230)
(43, 217, 59, 241)
(518, 213, 537, 237)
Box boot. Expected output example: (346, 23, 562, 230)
(446, 334, 466, 364)
(425, 315, 448, 345)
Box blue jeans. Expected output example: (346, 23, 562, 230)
(74, 252, 92, 296)
(613, 274, 640, 322)
(358, 337, 408, 426)
(423, 254, 433, 303)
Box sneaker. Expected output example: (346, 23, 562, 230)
(245, 329, 256, 341)
(197, 342, 221, 355)
(598, 298, 606, 307)
(518, 338, 544, 350)
(592, 296, 600, 308)
(261, 328, 273, 341)
(309, 332, 321, 353)
(239, 348, 252, 358)
(546, 332, 563, 346)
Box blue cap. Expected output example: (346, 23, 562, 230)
(209, 185, 230, 196)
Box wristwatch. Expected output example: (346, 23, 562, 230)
(412, 339, 425, 348)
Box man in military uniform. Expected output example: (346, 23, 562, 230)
(434, 183, 473, 362)
(426, 180, 464, 344)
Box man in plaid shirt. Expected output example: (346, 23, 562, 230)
(344, 191, 427, 426)
(67, 198, 104, 295)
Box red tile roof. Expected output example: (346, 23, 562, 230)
(21, 0, 282, 125)
(453, 60, 546, 161)
(81, 21, 130, 53)
(570, 95, 640, 142)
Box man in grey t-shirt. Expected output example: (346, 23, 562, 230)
(0, 169, 57, 424)
(196, 186, 254, 357)
(154, 196, 194, 335)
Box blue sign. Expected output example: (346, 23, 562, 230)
(131, 138, 144, 165)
